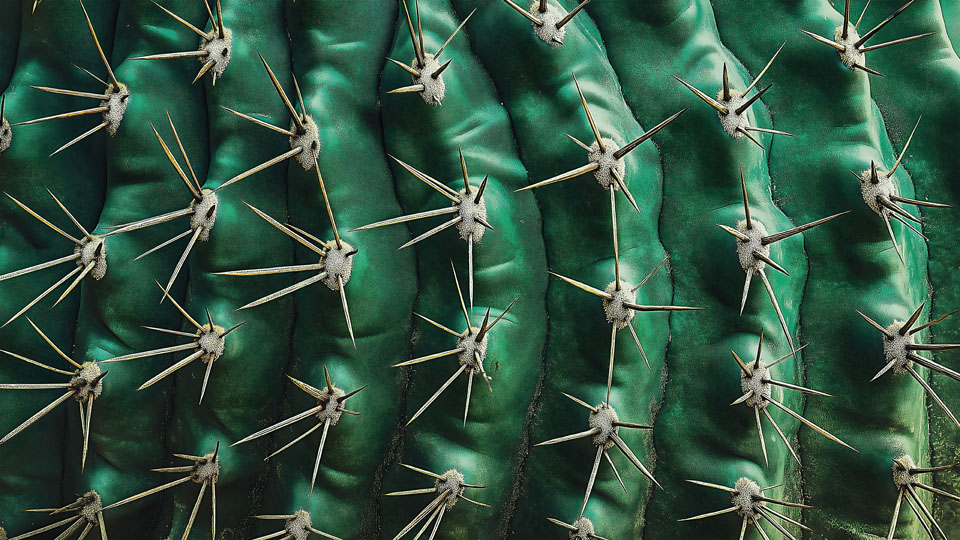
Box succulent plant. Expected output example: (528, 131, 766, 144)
(1, 0, 959, 539)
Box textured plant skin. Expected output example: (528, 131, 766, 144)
(0, 0, 959, 539)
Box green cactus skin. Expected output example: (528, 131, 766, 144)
(1, 0, 959, 539)
(864, 1, 960, 533)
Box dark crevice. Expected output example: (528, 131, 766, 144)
(370, 4, 417, 537)
(241, 6, 300, 536)
(434, 4, 553, 538)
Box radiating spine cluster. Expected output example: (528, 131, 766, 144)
(680, 477, 812, 540)
(101, 283, 245, 404)
(133, 0, 233, 85)
(232, 366, 366, 494)
(0, 190, 125, 327)
(0, 318, 108, 471)
(675, 44, 792, 149)
(395, 263, 516, 427)
(388, 464, 487, 540)
(801, 0, 932, 77)
(730, 333, 853, 467)
(719, 170, 848, 355)
(385, 0, 475, 106)
(12, 1, 129, 156)
(886, 455, 960, 539)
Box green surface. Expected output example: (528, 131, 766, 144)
(0, 0, 958, 538)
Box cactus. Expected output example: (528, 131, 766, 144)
(0, 0, 959, 539)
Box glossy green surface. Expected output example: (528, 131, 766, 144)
(0, 0, 957, 538)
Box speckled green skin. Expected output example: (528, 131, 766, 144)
(0, 0, 958, 539)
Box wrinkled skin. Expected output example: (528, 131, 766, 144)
(0, 0, 958, 538)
